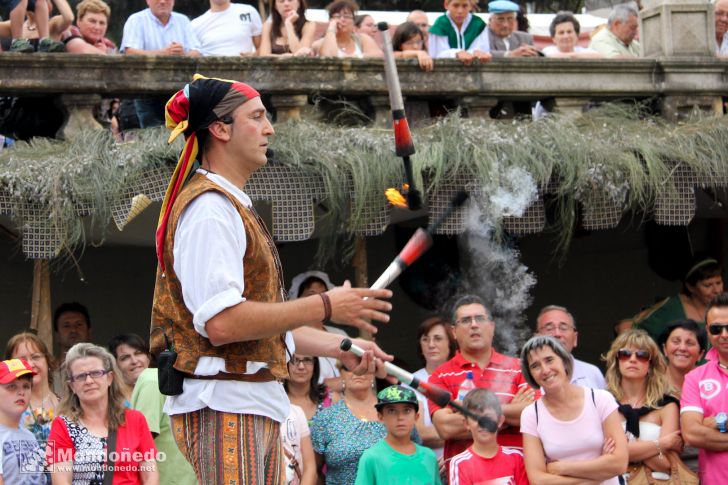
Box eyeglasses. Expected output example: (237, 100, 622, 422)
(291, 357, 315, 366)
(708, 324, 728, 336)
(617, 349, 650, 363)
(454, 314, 491, 326)
(16, 353, 45, 363)
(331, 13, 354, 20)
(402, 39, 424, 48)
(541, 323, 575, 333)
(68, 369, 110, 383)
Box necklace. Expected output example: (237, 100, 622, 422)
(344, 397, 377, 422)
(719, 362, 728, 371)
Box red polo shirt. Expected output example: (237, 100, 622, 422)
(428, 350, 532, 462)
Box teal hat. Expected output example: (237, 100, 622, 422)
(488, 0, 520, 13)
(375, 385, 419, 412)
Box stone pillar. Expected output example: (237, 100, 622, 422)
(369, 95, 392, 127)
(459, 96, 498, 120)
(270, 94, 309, 123)
(552, 97, 588, 115)
(659, 95, 723, 121)
(55, 94, 103, 140)
(640, 0, 716, 58)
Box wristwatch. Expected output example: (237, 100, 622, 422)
(716, 412, 728, 433)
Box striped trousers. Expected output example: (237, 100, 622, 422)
(171, 408, 284, 484)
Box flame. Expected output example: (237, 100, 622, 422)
(385, 187, 407, 208)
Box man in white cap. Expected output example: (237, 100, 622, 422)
(486, 0, 540, 57)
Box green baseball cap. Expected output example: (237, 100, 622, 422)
(375, 385, 419, 412)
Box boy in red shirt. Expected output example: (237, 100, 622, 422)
(449, 389, 529, 485)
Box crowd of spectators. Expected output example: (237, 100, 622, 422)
(1, 0, 726, 130)
(1, 258, 725, 484)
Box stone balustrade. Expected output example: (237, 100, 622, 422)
(1, 54, 727, 137)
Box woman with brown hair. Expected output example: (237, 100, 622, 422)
(313, 0, 382, 58)
(604, 329, 683, 481)
(5, 332, 59, 447)
(259, 0, 316, 56)
(47, 343, 159, 485)
(392, 21, 434, 71)
(412, 315, 455, 454)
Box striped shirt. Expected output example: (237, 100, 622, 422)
(428, 351, 531, 462)
(121, 8, 200, 54)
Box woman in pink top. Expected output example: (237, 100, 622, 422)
(520, 336, 628, 484)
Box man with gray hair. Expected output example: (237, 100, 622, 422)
(588, 3, 640, 58)
(407, 9, 430, 44)
(535, 305, 606, 389)
(716, 0, 728, 57)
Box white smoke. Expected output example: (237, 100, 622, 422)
(460, 166, 538, 356)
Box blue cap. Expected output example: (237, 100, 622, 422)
(488, 0, 520, 13)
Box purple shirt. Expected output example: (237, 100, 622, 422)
(681, 350, 728, 484)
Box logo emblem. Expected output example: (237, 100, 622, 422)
(699, 379, 721, 400)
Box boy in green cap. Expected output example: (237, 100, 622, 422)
(355, 385, 441, 485)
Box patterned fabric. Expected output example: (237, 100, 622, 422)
(156, 75, 260, 271)
(150, 173, 288, 377)
(20, 402, 56, 448)
(56, 417, 106, 485)
(171, 408, 283, 485)
(310, 400, 421, 485)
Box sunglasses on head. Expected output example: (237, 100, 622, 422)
(617, 348, 651, 362)
(708, 324, 728, 336)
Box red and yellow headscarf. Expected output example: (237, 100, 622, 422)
(157, 74, 260, 271)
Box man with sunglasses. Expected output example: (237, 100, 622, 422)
(428, 294, 535, 470)
(681, 292, 728, 484)
(536, 305, 606, 389)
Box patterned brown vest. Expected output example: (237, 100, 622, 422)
(150, 173, 288, 379)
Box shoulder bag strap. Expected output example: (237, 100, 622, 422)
(103, 429, 117, 485)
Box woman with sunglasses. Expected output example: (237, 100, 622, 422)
(604, 329, 682, 481)
(47, 343, 159, 485)
(313, 0, 381, 58)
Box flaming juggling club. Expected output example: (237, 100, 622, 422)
(371, 191, 469, 290)
(340, 338, 498, 431)
(378, 21, 422, 212)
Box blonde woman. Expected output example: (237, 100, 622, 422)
(604, 329, 682, 481)
(47, 343, 159, 485)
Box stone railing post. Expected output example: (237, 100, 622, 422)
(55, 94, 103, 139)
(459, 96, 498, 120)
(369, 95, 392, 127)
(641, 0, 723, 119)
(270, 94, 309, 123)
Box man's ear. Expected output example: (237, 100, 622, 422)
(573, 331, 578, 350)
(207, 120, 231, 142)
(498, 414, 505, 428)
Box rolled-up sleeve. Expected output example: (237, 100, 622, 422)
(173, 191, 247, 338)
